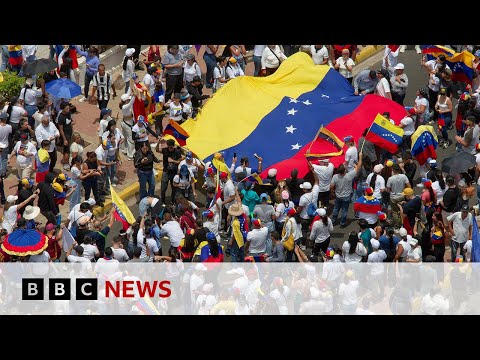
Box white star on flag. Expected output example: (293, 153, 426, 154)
(287, 108, 298, 116)
(303, 100, 312, 105)
(289, 98, 299, 103)
(321, 94, 330, 98)
(291, 143, 301, 150)
(286, 125, 297, 134)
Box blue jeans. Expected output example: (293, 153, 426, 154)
(25, 104, 37, 128)
(69, 178, 82, 211)
(138, 169, 155, 200)
(84, 73, 94, 99)
(451, 240, 466, 262)
(253, 55, 262, 76)
(106, 155, 117, 184)
(230, 239, 244, 262)
(203, 53, 217, 88)
(440, 113, 452, 141)
(332, 195, 351, 226)
(124, 82, 129, 94)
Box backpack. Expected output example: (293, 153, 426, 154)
(305, 195, 317, 218)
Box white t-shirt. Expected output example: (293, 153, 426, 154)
(179, 158, 201, 178)
(2, 105, 26, 124)
(310, 46, 329, 65)
(275, 201, 295, 223)
(14, 141, 37, 167)
(464, 240, 472, 262)
(81, 244, 99, 261)
(299, 184, 320, 219)
(222, 180, 236, 209)
(112, 247, 130, 262)
(368, 250, 387, 275)
(168, 102, 183, 122)
(246, 227, 268, 254)
(358, 211, 378, 225)
(0, 124, 12, 147)
(29, 251, 51, 262)
(345, 146, 358, 172)
(67, 209, 92, 230)
(253, 45, 266, 57)
(159, 221, 184, 248)
(95, 145, 107, 165)
(98, 119, 109, 137)
(131, 123, 148, 142)
(70, 142, 84, 163)
(137, 229, 160, 261)
(415, 96, 430, 122)
(338, 280, 359, 306)
(35, 123, 59, 152)
(376, 77, 391, 98)
(1, 205, 18, 233)
(183, 62, 201, 83)
(67, 255, 91, 263)
(173, 169, 194, 190)
(400, 116, 415, 136)
(312, 163, 334, 192)
(226, 64, 244, 79)
(213, 65, 226, 90)
(142, 73, 156, 96)
(102, 128, 124, 157)
(366, 173, 386, 200)
(336, 57, 355, 78)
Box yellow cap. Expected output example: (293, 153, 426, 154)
(57, 173, 67, 181)
(52, 182, 63, 192)
(21, 178, 30, 186)
(228, 57, 237, 63)
(386, 160, 394, 167)
(38, 148, 50, 163)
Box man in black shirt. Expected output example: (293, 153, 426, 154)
(186, 76, 210, 117)
(134, 142, 161, 200)
(37, 172, 59, 225)
(441, 175, 460, 215)
(286, 168, 304, 206)
(17, 178, 34, 217)
(13, 119, 35, 144)
(160, 139, 183, 205)
(400, 187, 421, 229)
(57, 102, 74, 171)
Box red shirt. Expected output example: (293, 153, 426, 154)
(46, 235, 61, 261)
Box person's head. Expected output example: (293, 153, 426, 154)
(461, 204, 469, 220)
(399, 227, 408, 239)
(394, 63, 405, 74)
(101, 107, 112, 119)
(19, 118, 29, 130)
(163, 212, 173, 222)
(342, 48, 350, 58)
(260, 193, 269, 203)
(376, 68, 388, 79)
(16, 217, 27, 229)
(392, 163, 401, 174)
(465, 115, 476, 127)
(166, 139, 175, 151)
(185, 53, 195, 65)
(104, 247, 113, 258)
(20, 133, 29, 144)
(140, 141, 150, 154)
(192, 75, 202, 86)
(337, 164, 346, 175)
(347, 231, 359, 254)
(344, 135, 354, 146)
(418, 87, 429, 98)
(382, 112, 390, 120)
(271, 230, 280, 243)
(106, 119, 116, 133)
(133, 246, 142, 258)
(96, 63, 106, 76)
(358, 218, 368, 230)
(219, 171, 229, 183)
(446, 175, 455, 187)
(286, 207, 296, 218)
(86, 151, 97, 163)
(432, 211, 443, 224)
(368, 70, 376, 80)
(41, 115, 50, 127)
(60, 101, 70, 114)
(168, 45, 179, 55)
(79, 202, 91, 213)
(290, 168, 298, 179)
(401, 187, 414, 200)
(185, 151, 193, 163)
(240, 156, 249, 167)
(216, 56, 227, 67)
(0, 112, 8, 123)
(88, 46, 98, 57)
(437, 54, 446, 64)
(300, 181, 312, 193)
(74, 245, 84, 256)
(45, 223, 56, 234)
(439, 87, 447, 98)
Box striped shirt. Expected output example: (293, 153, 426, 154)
(92, 72, 112, 101)
(8, 45, 23, 66)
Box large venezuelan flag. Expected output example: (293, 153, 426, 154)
(422, 45, 475, 84)
(182, 53, 406, 179)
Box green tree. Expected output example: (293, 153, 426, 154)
(0, 70, 25, 100)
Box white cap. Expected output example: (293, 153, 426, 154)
(300, 182, 312, 190)
(86, 198, 96, 206)
(318, 158, 329, 163)
(371, 239, 380, 249)
(121, 94, 131, 102)
(374, 164, 384, 173)
(394, 63, 405, 70)
(125, 48, 135, 57)
(227, 268, 245, 276)
(0, 143, 7, 149)
(195, 263, 207, 271)
(202, 283, 214, 293)
(25, 78, 34, 86)
(316, 208, 327, 217)
(6, 195, 18, 204)
(268, 168, 277, 177)
(399, 228, 408, 237)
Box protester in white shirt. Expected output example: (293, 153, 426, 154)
(342, 232, 367, 263)
(261, 45, 287, 76)
(376, 69, 392, 100)
(366, 165, 386, 200)
(246, 220, 268, 255)
(11, 136, 37, 179)
(310, 45, 329, 65)
(310, 208, 333, 256)
(338, 272, 359, 314)
(35, 115, 59, 153)
(335, 49, 355, 83)
(158, 212, 184, 248)
(310, 159, 334, 208)
(226, 57, 245, 79)
(344, 136, 358, 172)
(213, 56, 229, 92)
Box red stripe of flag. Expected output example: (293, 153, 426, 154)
(365, 132, 399, 154)
(414, 145, 437, 166)
(113, 209, 130, 231)
(387, 45, 399, 52)
(353, 201, 382, 214)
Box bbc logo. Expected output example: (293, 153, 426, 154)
(22, 279, 98, 300)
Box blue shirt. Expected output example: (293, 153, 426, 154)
(379, 235, 400, 256)
(89, 226, 110, 252)
(75, 46, 99, 77)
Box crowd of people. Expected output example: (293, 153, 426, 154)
(0, 44, 479, 269)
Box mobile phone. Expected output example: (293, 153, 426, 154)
(233, 152, 237, 158)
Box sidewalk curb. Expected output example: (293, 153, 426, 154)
(356, 45, 385, 64)
(93, 168, 163, 217)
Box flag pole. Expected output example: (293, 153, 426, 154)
(306, 125, 323, 155)
(360, 117, 376, 154)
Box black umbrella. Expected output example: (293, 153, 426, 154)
(24, 58, 58, 75)
(441, 151, 477, 174)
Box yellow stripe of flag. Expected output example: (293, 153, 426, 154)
(373, 114, 404, 137)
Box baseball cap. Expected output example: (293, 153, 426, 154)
(281, 190, 289, 200)
(428, 158, 437, 167)
(344, 135, 354, 143)
(102, 139, 113, 149)
(86, 198, 96, 206)
(462, 204, 469, 212)
(219, 171, 228, 179)
(369, 70, 377, 78)
(370, 239, 380, 249)
(260, 193, 269, 201)
(422, 178, 432, 188)
(0, 113, 8, 121)
(121, 94, 131, 102)
(206, 232, 216, 241)
(203, 210, 215, 219)
(268, 168, 277, 177)
(45, 223, 56, 231)
(207, 167, 215, 175)
(374, 164, 384, 173)
(6, 195, 18, 203)
(399, 228, 408, 237)
(475, 50, 480, 57)
(252, 219, 261, 227)
(52, 182, 63, 192)
(365, 187, 374, 196)
(316, 208, 327, 217)
(100, 108, 112, 117)
(125, 48, 135, 57)
(394, 63, 405, 70)
(439, 88, 447, 95)
(228, 57, 237, 64)
(287, 208, 296, 217)
(20, 134, 29, 141)
(21, 178, 34, 187)
(300, 182, 312, 190)
(377, 211, 387, 221)
(57, 173, 70, 182)
(137, 115, 145, 123)
(401, 187, 414, 196)
(185, 53, 195, 60)
(185, 151, 193, 160)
